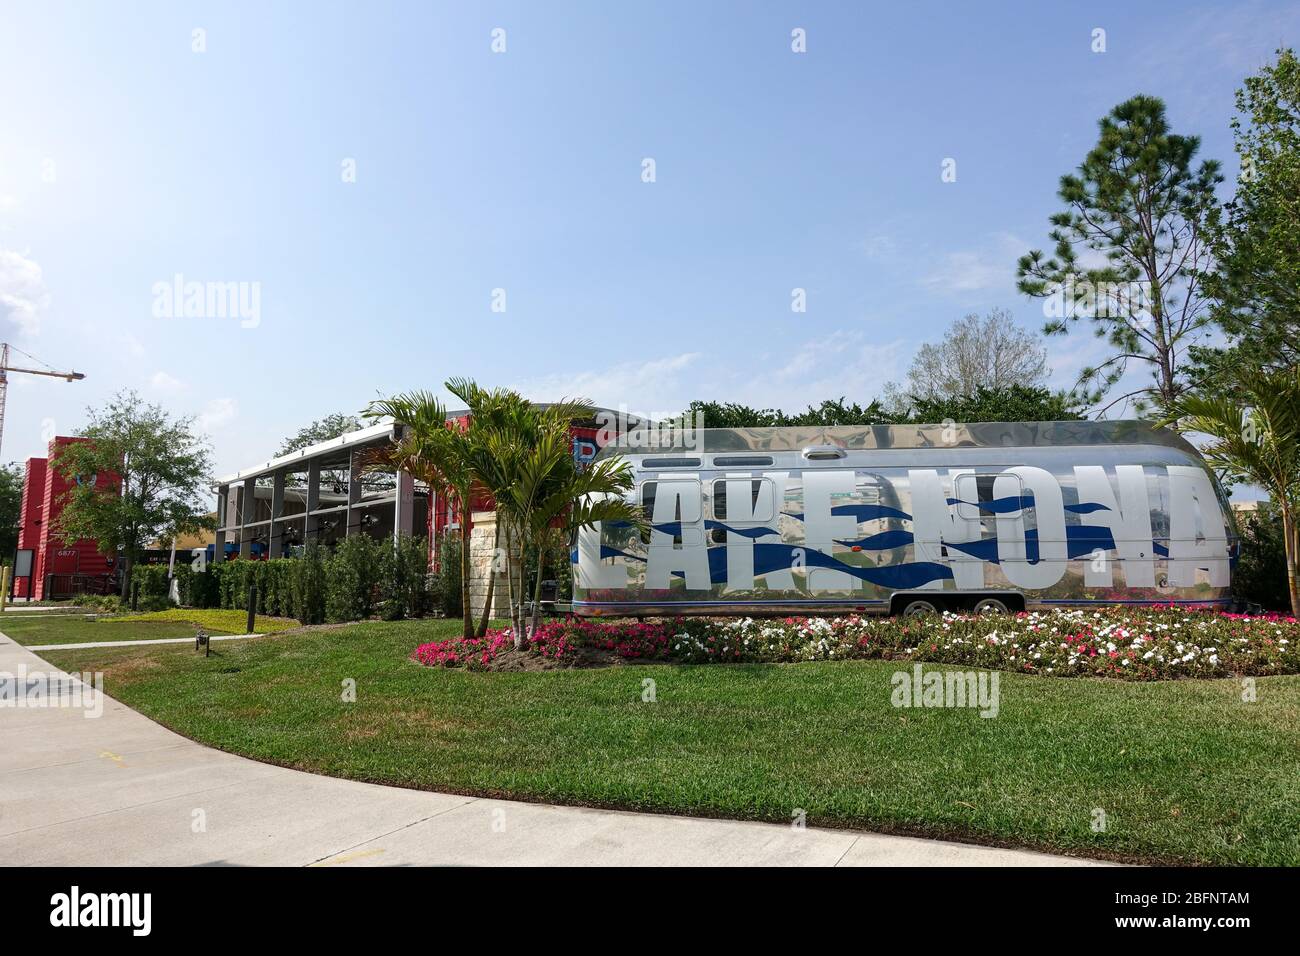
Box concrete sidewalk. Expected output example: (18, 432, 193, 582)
(0, 634, 1105, 867)
(25, 633, 272, 651)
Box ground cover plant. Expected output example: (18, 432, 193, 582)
(412, 607, 1300, 681)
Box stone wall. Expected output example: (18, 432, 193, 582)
(466, 511, 511, 620)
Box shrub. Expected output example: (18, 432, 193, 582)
(135, 538, 435, 626)
(324, 535, 383, 623)
(379, 534, 431, 621)
(434, 534, 463, 619)
(290, 544, 327, 625)
(130, 564, 172, 605)
(1234, 504, 1291, 612)
(173, 562, 219, 608)
(71, 593, 124, 613)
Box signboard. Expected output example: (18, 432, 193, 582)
(14, 549, 33, 577)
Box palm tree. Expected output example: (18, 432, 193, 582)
(1163, 364, 1300, 615)
(361, 391, 478, 638)
(486, 400, 641, 645)
(444, 378, 529, 637)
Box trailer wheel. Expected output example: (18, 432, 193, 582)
(901, 599, 939, 617)
(973, 597, 1010, 615)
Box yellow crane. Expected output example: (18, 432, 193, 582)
(0, 343, 86, 459)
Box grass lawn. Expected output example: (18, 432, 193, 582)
(103, 608, 300, 634)
(1, 615, 231, 645)
(0, 608, 301, 646)
(31, 616, 1300, 865)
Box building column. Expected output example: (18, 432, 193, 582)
(213, 486, 228, 565)
(239, 477, 254, 558)
(305, 460, 321, 544)
(345, 450, 363, 536)
(268, 470, 286, 559)
(393, 469, 415, 544)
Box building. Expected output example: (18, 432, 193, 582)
(210, 408, 641, 616)
(14, 437, 118, 600)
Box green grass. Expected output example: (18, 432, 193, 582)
(32, 616, 1300, 865)
(0, 608, 301, 645)
(103, 608, 300, 634)
(1, 614, 231, 645)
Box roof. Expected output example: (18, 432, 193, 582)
(214, 421, 397, 485)
(214, 405, 652, 487)
(601, 420, 1200, 456)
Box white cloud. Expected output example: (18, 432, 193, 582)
(0, 249, 51, 335)
(923, 232, 1027, 297)
(150, 371, 183, 391)
(511, 333, 911, 423)
(511, 352, 701, 420)
(198, 397, 238, 432)
(759, 330, 909, 410)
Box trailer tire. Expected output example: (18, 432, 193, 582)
(901, 599, 939, 617)
(972, 597, 1010, 615)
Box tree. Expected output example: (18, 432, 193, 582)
(443, 378, 532, 637)
(1018, 95, 1222, 415)
(897, 309, 1048, 401)
(276, 413, 365, 456)
(1162, 364, 1300, 616)
(362, 392, 477, 638)
(784, 398, 896, 426)
(1196, 49, 1300, 381)
(903, 385, 1085, 424)
(53, 391, 214, 598)
(482, 397, 639, 645)
(0, 463, 24, 560)
(675, 398, 895, 429)
(277, 411, 385, 491)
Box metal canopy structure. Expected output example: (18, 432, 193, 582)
(212, 420, 424, 562)
(211, 405, 649, 564)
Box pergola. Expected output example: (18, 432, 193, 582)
(211, 420, 423, 563)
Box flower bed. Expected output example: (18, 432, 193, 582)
(411, 607, 1300, 681)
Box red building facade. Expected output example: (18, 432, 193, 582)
(14, 437, 117, 599)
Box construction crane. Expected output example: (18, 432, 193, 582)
(0, 343, 86, 459)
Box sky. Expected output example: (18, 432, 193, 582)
(1, 0, 1297, 481)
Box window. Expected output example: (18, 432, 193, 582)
(710, 478, 775, 543)
(641, 457, 702, 469)
(710, 478, 775, 521)
(641, 479, 701, 545)
(954, 472, 1022, 520)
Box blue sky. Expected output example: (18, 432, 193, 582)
(1, 0, 1297, 478)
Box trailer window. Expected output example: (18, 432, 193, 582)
(640, 481, 660, 543)
(641, 457, 702, 469)
(711, 478, 775, 521)
(640, 479, 701, 545)
(954, 472, 1022, 520)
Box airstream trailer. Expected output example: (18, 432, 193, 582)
(571, 421, 1237, 617)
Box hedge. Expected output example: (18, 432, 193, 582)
(130, 534, 436, 626)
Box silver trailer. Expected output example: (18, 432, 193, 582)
(572, 421, 1237, 617)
